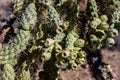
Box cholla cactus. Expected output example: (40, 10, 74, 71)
(0, 2, 37, 80)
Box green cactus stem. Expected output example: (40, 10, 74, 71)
(54, 33, 66, 43)
(0, 3, 37, 80)
(111, 0, 120, 22)
(47, 5, 63, 28)
(20, 3, 37, 31)
(88, 0, 98, 20)
(0, 30, 30, 65)
(38, 0, 63, 28)
(2, 64, 15, 80)
(65, 31, 79, 50)
(20, 69, 31, 80)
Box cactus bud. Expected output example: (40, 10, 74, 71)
(78, 51, 86, 58)
(41, 52, 51, 61)
(69, 60, 75, 64)
(54, 44, 62, 52)
(100, 15, 108, 22)
(90, 20, 98, 29)
(106, 38, 115, 46)
(44, 38, 55, 47)
(94, 18, 101, 25)
(76, 58, 85, 64)
(56, 27, 63, 34)
(55, 59, 66, 68)
(98, 22, 109, 30)
(73, 47, 81, 52)
(108, 28, 118, 37)
(70, 52, 77, 60)
(96, 29, 105, 39)
(66, 48, 73, 53)
(63, 21, 69, 30)
(90, 35, 101, 43)
(62, 50, 70, 58)
(55, 60, 62, 68)
(74, 39, 85, 47)
(71, 63, 77, 70)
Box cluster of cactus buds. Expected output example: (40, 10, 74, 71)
(54, 31, 86, 69)
(88, 0, 119, 50)
(41, 32, 65, 61)
(89, 15, 118, 50)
